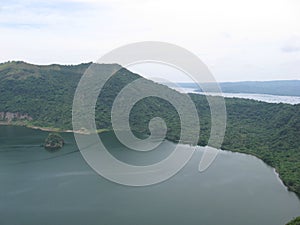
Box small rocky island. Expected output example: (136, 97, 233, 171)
(44, 133, 64, 151)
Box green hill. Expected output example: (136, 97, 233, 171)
(0, 61, 299, 198)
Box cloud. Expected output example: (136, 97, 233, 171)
(0, 0, 299, 81)
(0, 0, 102, 29)
(0, 22, 45, 29)
(281, 36, 300, 53)
(281, 46, 300, 53)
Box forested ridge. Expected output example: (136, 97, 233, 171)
(0, 61, 299, 197)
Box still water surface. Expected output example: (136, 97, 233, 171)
(0, 126, 300, 225)
(174, 87, 300, 105)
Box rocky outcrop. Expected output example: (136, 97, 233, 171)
(44, 133, 64, 151)
(0, 112, 33, 122)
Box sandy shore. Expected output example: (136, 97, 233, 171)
(0, 122, 92, 134)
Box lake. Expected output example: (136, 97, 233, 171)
(0, 126, 300, 225)
(173, 87, 300, 105)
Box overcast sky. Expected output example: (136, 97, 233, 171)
(0, 0, 299, 82)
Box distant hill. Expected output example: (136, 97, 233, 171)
(0, 61, 299, 196)
(178, 80, 300, 96)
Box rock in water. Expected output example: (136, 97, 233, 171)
(44, 133, 64, 151)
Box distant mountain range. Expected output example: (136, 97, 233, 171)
(177, 80, 300, 96)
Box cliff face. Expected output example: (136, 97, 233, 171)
(0, 112, 32, 123)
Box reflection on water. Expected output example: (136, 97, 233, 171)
(0, 126, 300, 225)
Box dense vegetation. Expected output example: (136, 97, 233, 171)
(44, 133, 64, 150)
(0, 61, 299, 199)
(219, 98, 300, 195)
(287, 217, 300, 225)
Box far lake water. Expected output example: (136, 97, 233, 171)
(173, 87, 300, 105)
(0, 126, 300, 225)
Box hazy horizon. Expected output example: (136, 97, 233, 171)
(0, 0, 299, 82)
(1, 60, 299, 83)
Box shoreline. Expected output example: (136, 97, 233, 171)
(1, 121, 299, 199)
(0, 122, 109, 134)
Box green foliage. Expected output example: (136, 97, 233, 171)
(0, 61, 300, 197)
(286, 217, 300, 225)
(219, 98, 300, 195)
(44, 133, 64, 150)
